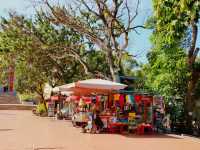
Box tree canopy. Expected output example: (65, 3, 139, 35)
(43, 0, 144, 80)
(0, 1, 140, 99)
(144, 0, 200, 129)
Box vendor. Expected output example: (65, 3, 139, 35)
(94, 110, 104, 132)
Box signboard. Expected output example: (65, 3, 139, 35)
(48, 103, 55, 117)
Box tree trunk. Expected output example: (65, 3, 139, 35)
(36, 87, 48, 112)
(106, 49, 116, 81)
(185, 23, 199, 132)
(185, 74, 196, 132)
(40, 93, 47, 112)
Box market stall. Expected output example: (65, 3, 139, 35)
(56, 79, 155, 134)
(46, 91, 71, 117)
(98, 93, 154, 134)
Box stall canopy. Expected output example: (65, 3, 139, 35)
(76, 79, 127, 90)
(56, 79, 127, 95)
(57, 83, 76, 91)
(52, 86, 74, 96)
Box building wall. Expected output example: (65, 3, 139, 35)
(0, 66, 15, 96)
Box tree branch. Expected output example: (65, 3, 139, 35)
(80, 0, 100, 17)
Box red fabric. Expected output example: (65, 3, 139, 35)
(119, 94, 124, 109)
(70, 96, 80, 100)
(51, 96, 59, 101)
(96, 96, 100, 106)
(67, 96, 92, 104)
(82, 97, 92, 104)
(134, 95, 142, 103)
(141, 95, 153, 103)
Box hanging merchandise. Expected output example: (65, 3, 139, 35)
(100, 96, 106, 102)
(126, 95, 135, 105)
(108, 94, 113, 108)
(96, 96, 100, 106)
(147, 107, 153, 123)
(130, 95, 135, 104)
(119, 94, 125, 109)
(124, 104, 129, 111)
(125, 95, 129, 103)
(115, 101, 120, 108)
(114, 94, 120, 101)
(82, 97, 92, 104)
(102, 96, 108, 110)
(79, 98, 85, 107)
(135, 94, 142, 103)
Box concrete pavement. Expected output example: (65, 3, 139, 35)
(0, 110, 200, 150)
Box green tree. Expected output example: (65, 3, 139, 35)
(146, 38, 188, 100)
(0, 13, 88, 99)
(151, 0, 200, 129)
(43, 0, 144, 81)
(0, 12, 113, 99)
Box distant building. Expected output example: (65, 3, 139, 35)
(0, 65, 15, 95)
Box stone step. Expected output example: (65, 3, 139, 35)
(0, 94, 20, 104)
(0, 104, 35, 110)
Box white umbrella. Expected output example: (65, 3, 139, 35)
(54, 79, 127, 94)
(60, 91, 74, 96)
(57, 83, 76, 91)
(76, 79, 127, 90)
(52, 87, 59, 92)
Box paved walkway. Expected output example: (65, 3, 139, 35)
(0, 110, 200, 150)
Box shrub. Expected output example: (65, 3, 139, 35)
(36, 103, 47, 115)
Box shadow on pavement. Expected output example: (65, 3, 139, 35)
(80, 131, 183, 139)
(122, 133, 183, 139)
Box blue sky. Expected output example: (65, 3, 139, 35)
(0, 0, 152, 63)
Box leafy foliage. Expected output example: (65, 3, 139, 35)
(36, 103, 47, 114)
(153, 0, 200, 45)
(0, 9, 137, 100)
(43, 0, 143, 80)
(0, 12, 108, 98)
(143, 12, 189, 100)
